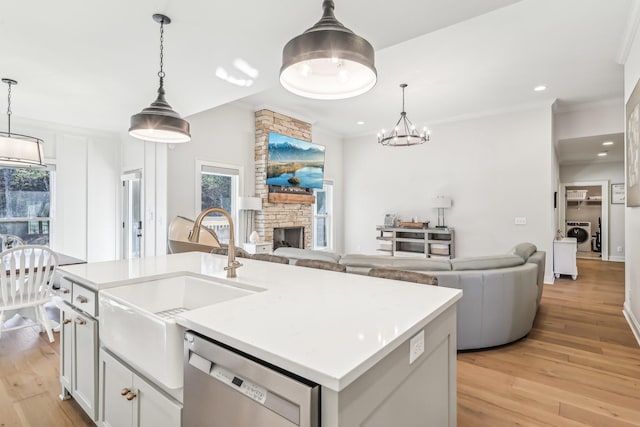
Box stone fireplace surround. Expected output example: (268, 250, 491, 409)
(254, 110, 313, 249)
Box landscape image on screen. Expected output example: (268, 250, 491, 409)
(266, 132, 326, 189)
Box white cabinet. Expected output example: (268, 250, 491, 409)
(554, 238, 578, 280)
(242, 242, 272, 254)
(59, 280, 98, 422)
(99, 349, 181, 427)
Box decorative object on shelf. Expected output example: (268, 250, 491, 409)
(433, 196, 452, 229)
(611, 183, 625, 204)
(383, 214, 397, 227)
(0, 78, 45, 167)
(129, 14, 190, 144)
(378, 84, 430, 147)
(626, 78, 640, 206)
(280, 0, 376, 100)
(238, 196, 262, 243)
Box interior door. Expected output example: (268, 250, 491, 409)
(122, 171, 142, 259)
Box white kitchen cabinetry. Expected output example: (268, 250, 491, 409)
(59, 278, 98, 421)
(99, 349, 181, 427)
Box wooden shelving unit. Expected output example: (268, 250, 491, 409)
(376, 226, 455, 259)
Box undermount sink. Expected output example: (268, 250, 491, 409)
(99, 274, 261, 390)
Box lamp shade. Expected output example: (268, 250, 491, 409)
(433, 197, 452, 209)
(280, 0, 377, 100)
(0, 133, 45, 167)
(238, 196, 262, 211)
(129, 87, 191, 143)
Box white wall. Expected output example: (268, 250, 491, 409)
(4, 117, 120, 261)
(560, 162, 626, 261)
(165, 103, 346, 253)
(555, 101, 624, 140)
(623, 22, 640, 344)
(343, 106, 556, 282)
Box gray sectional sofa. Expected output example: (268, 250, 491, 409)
(274, 243, 545, 350)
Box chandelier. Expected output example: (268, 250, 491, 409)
(377, 84, 430, 147)
(0, 78, 45, 167)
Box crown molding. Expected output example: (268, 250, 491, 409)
(617, 0, 640, 64)
(553, 97, 624, 114)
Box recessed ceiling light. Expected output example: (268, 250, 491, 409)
(597, 152, 608, 157)
(357, 121, 365, 125)
(602, 141, 614, 146)
(534, 85, 547, 92)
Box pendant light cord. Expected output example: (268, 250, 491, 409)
(6, 82, 12, 135)
(158, 18, 165, 89)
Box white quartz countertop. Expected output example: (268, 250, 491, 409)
(59, 252, 461, 391)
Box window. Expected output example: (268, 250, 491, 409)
(197, 161, 242, 244)
(0, 167, 53, 245)
(313, 181, 333, 250)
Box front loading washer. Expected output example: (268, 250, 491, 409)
(566, 221, 591, 251)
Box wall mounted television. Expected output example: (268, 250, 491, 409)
(266, 132, 325, 190)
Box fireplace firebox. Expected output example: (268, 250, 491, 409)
(273, 227, 304, 250)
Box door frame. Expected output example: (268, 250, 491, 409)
(121, 170, 143, 259)
(559, 180, 609, 261)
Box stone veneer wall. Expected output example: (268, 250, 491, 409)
(254, 110, 313, 249)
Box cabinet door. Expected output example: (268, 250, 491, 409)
(134, 373, 181, 427)
(60, 310, 73, 393)
(73, 314, 98, 421)
(100, 349, 134, 427)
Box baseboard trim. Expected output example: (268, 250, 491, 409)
(623, 303, 640, 347)
(609, 256, 625, 262)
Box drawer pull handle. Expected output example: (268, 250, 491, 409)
(61, 289, 70, 294)
(63, 319, 72, 325)
(126, 391, 137, 401)
(76, 295, 88, 304)
(121, 388, 130, 396)
(75, 318, 86, 326)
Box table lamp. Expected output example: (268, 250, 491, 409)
(238, 196, 262, 243)
(433, 196, 452, 229)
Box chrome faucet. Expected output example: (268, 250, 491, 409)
(189, 207, 242, 278)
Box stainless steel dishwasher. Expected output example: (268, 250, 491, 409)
(183, 331, 320, 427)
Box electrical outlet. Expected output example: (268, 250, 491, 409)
(617, 246, 623, 253)
(515, 217, 527, 225)
(409, 330, 425, 364)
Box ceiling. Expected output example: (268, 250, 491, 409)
(1, 0, 635, 161)
(557, 133, 625, 165)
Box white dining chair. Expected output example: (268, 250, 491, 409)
(0, 245, 59, 342)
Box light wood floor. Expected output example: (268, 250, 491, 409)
(458, 259, 640, 426)
(1, 259, 638, 426)
(0, 322, 93, 426)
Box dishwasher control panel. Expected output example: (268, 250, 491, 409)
(211, 365, 268, 404)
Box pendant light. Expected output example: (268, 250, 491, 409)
(378, 84, 430, 147)
(280, 0, 377, 100)
(0, 78, 45, 167)
(129, 14, 190, 143)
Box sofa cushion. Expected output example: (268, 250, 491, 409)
(451, 254, 524, 271)
(339, 254, 452, 271)
(510, 242, 537, 261)
(273, 247, 341, 263)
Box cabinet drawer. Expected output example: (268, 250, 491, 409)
(57, 277, 73, 303)
(254, 244, 271, 254)
(72, 283, 97, 317)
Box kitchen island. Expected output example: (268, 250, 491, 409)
(57, 252, 462, 426)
